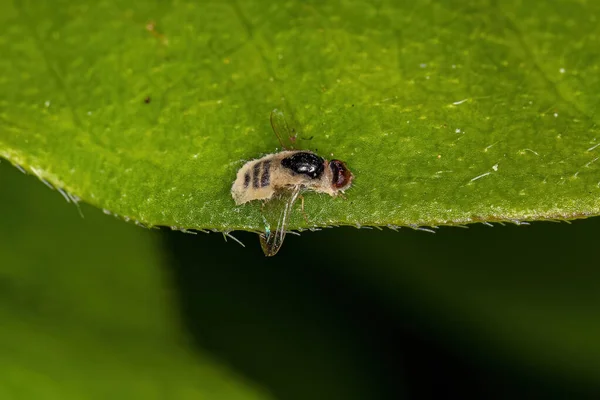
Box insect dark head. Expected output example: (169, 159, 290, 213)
(329, 160, 353, 190)
(281, 152, 325, 179)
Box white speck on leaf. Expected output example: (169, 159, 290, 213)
(519, 148, 540, 156)
(587, 142, 600, 152)
(585, 157, 599, 168)
(470, 172, 491, 182)
(484, 142, 499, 152)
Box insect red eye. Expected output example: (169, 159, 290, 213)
(329, 160, 352, 189)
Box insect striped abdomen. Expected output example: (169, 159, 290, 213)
(260, 160, 271, 187)
(252, 162, 261, 188)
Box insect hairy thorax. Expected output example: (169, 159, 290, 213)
(280, 152, 325, 179)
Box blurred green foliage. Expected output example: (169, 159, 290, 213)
(0, 162, 271, 400)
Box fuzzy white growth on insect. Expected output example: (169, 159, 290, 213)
(231, 150, 352, 205)
(231, 109, 354, 256)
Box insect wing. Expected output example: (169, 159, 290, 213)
(259, 186, 301, 256)
(271, 107, 309, 150)
(270, 108, 294, 149)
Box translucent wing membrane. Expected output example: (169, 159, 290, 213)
(259, 186, 302, 256)
(270, 108, 294, 149)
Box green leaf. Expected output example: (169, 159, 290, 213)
(1, 0, 600, 232)
(0, 163, 271, 400)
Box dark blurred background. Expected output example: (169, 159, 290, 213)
(2, 161, 600, 399)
